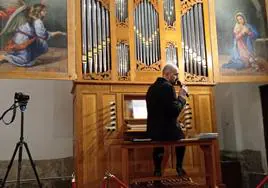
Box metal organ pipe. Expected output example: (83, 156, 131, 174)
(181, 3, 208, 77)
(87, 0, 93, 74)
(97, 1, 102, 73)
(105, 9, 111, 72)
(116, 0, 128, 22)
(137, 4, 143, 62)
(101, 5, 107, 72)
(138, 4, 143, 64)
(92, 0, 98, 73)
(81, 0, 111, 75)
(197, 3, 207, 76)
(150, 7, 155, 64)
(163, 0, 178, 67)
(134, 9, 139, 61)
(186, 11, 193, 74)
(82, 0, 88, 75)
(115, 0, 130, 78)
(152, 9, 157, 63)
(148, 4, 153, 66)
(194, 4, 201, 76)
(134, 0, 160, 66)
(164, 0, 175, 27)
(190, 8, 197, 75)
(182, 14, 189, 73)
(145, 1, 149, 66)
(166, 44, 178, 67)
(141, 2, 146, 65)
(117, 43, 130, 77)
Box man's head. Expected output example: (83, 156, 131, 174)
(162, 64, 179, 85)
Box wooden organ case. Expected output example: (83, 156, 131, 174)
(73, 0, 222, 187)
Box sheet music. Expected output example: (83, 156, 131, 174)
(132, 100, 147, 119)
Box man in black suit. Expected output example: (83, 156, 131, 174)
(146, 64, 187, 177)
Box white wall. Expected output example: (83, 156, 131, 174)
(0, 79, 73, 160)
(215, 83, 267, 171)
(215, 84, 237, 151)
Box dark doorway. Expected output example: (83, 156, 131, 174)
(259, 84, 268, 166)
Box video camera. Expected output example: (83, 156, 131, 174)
(14, 92, 30, 102)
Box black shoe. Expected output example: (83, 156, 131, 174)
(177, 168, 187, 177)
(153, 169, 162, 187)
(153, 180, 163, 187)
(154, 169, 162, 177)
(177, 168, 192, 182)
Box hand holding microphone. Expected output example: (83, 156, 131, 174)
(176, 80, 189, 98)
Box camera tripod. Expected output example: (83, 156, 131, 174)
(1, 102, 42, 188)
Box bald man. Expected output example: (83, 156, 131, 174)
(146, 64, 187, 177)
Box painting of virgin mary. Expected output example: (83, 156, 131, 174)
(222, 12, 259, 70)
(216, 0, 268, 79)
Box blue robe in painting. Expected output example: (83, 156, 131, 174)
(4, 19, 50, 67)
(222, 23, 259, 70)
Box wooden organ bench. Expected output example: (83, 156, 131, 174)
(121, 137, 220, 188)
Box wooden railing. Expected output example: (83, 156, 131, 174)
(256, 176, 268, 188)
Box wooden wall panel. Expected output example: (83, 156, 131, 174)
(111, 84, 149, 93)
(116, 93, 125, 136)
(195, 94, 213, 133)
(132, 148, 154, 177)
(82, 94, 99, 186)
(104, 140, 122, 177)
(180, 146, 202, 174)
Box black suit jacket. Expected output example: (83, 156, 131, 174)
(146, 77, 186, 141)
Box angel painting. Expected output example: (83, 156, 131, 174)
(0, 0, 66, 67)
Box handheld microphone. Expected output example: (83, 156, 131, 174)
(176, 80, 189, 98)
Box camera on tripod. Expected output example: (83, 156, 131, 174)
(0, 92, 42, 188)
(14, 92, 30, 103)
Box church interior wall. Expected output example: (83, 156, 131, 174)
(0, 79, 74, 186)
(215, 83, 267, 187)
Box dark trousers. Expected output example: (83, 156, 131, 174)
(153, 146, 186, 171)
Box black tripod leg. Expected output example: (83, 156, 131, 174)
(16, 144, 23, 188)
(23, 142, 42, 188)
(1, 142, 20, 188)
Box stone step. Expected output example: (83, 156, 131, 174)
(2, 179, 71, 188)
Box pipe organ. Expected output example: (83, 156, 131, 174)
(79, 0, 214, 83)
(73, 0, 222, 187)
